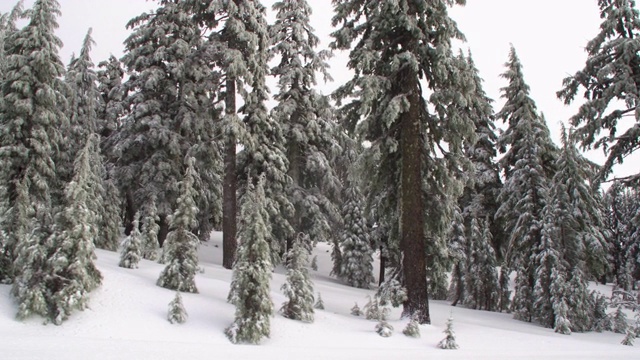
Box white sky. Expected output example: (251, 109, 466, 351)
(2, 0, 635, 180)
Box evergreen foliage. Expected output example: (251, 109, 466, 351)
(157, 158, 200, 293)
(119, 214, 142, 269)
(167, 292, 188, 324)
(613, 306, 629, 334)
(622, 329, 635, 346)
(280, 235, 315, 322)
(438, 315, 460, 350)
(96, 55, 126, 140)
(465, 216, 499, 311)
(338, 185, 374, 288)
(377, 267, 407, 308)
(270, 0, 342, 256)
(141, 199, 160, 261)
(1, 0, 73, 321)
(95, 177, 121, 251)
(226, 176, 273, 345)
(402, 317, 420, 338)
(46, 135, 103, 324)
(557, 0, 640, 183)
(375, 318, 393, 337)
(364, 295, 382, 321)
(331, 0, 475, 324)
(351, 302, 362, 316)
(495, 46, 557, 323)
(314, 292, 325, 310)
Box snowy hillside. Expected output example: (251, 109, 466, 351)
(0, 232, 637, 360)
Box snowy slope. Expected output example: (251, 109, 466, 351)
(0, 232, 637, 360)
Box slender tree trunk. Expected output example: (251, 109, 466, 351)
(400, 73, 430, 324)
(223, 79, 237, 270)
(158, 214, 169, 247)
(124, 191, 135, 236)
(378, 245, 386, 286)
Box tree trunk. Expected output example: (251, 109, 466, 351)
(378, 245, 386, 286)
(399, 73, 430, 324)
(222, 79, 238, 270)
(124, 191, 135, 236)
(158, 214, 169, 247)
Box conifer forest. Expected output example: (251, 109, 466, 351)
(1, 0, 640, 351)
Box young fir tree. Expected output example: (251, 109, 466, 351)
(1, 0, 69, 317)
(613, 305, 629, 334)
(465, 217, 499, 311)
(557, 0, 640, 184)
(603, 183, 639, 291)
(119, 214, 142, 269)
(351, 302, 362, 316)
(495, 45, 557, 323)
(226, 176, 273, 345)
(168, 292, 188, 325)
(270, 0, 342, 255)
(115, 0, 221, 246)
(403, 316, 421, 338)
(438, 314, 460, 350)
(314, 292, 325, 310)
(280, 234, 315, 322)
(157, 158, 200, 293)
(447, 206, 467, 307)
(46, 135, 104, 324)
(331, 0, 475, 324)
(95, 177, 121, 251)
(364, 295, 382, 321)
(338, 184, 374, 288)
(141, 198, 160, 261)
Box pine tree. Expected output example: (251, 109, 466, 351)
(46, 135, 103, 324)
(403, 317, 420, 338)
(465, 217, 499, 311)
(447, 206, 467, 306)
(375, 317, 394, 337)
(61, 28, 100, 184)
(498, 265, 512, 313)
(226, 176, 273, 345)
(622, 329, 635, 346)
(331, 0, 475, 324)
(115, 0, 221, 247)
(495, 46, 557, 323)
(351, 302, 362, 316)
(1, 0, 69, 317)
(557, 0, 640, 184)
(167, 292, 188, 324)
(95, 177, 121, 251)
(614, 306, 629, 334)
(157, 158, 200, 293)
(593, 291, 613, 332)
(141, 199, 160, 261)
(119, 214, 142, 269)
(280, 234, 315, 322)
(270, 0, 342, 255)
(96, 55, 126, 140)
(438, 315, 460, 350)
(338, 184, 374, 288)
(364, 295, 382, 321)
(314, 292, 325, 310)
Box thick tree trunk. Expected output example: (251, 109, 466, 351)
(399, 74, 430, 324)
(158, 214, 169, 247)
(222, 79, 238, 270)
(124, 191, 136, 236)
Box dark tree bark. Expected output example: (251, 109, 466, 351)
(378, 245, 386, 286)
(158, 214, 169, 247)
(222, 79, 237, 269)
(399, 72, 430, 324)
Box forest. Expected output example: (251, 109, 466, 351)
(0, 0, 639, 347)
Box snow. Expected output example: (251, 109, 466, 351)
(0, 232, 637, 359)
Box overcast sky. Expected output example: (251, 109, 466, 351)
(1, 0, 635, 180)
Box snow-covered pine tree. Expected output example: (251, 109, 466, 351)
(314, 292, 325, 310)
(498, 265, 511, 313)
(375, 317, 394, 337)
(364, 295, 382, 321)
(465, 217, 499, 311)
(557, 0, 640, 184)
(95, 177, 121, 251)
(495, 45, 557, 323)
(438, 314, 460, 350)
(592, 291, 613, 332)
(622, 329, 635, 346)
(331, 0, 475, 324)
(351, 302, 362, 316)
(141, 198, 160, 261)
(270, 0, 342, 255)
(338, 184, 374, 288)
(447, 206, 467, 306)
(0, 1, 25, 83)
(226, 175, 273, 345)
(168, 292, 188, 324)
(157, 158, 200, 293)
(96, 55, 126, 140)
(613, 306, 629, 334)
(533, 198, 568, 329)
(403, 316, 420, 338)
(280, 234, 315, 322)
(1, 0, 69, 316)
(119, 214, 142, 269)
(61, 28, 101, 185)
(603, 183, 639, 291)
(46, 134, 103, 324)
(457, 51, 504, 258)
(114, 0, 221, 247)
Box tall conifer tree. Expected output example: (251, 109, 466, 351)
(331, 0, 475, 323)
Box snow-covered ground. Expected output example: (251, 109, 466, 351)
(0, 232, 637, 359)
